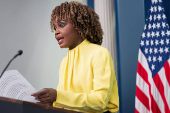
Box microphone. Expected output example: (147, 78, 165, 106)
(0, 50, 23, 78)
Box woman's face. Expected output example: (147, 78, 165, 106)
(53, 18, 83, 50)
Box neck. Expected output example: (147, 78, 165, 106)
(69, 38, 84, 50)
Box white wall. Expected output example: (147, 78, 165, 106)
(0, 0, 86, 91)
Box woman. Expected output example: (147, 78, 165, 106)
(32, 1, 119, 113)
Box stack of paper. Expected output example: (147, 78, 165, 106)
(0, 70, 37, 103)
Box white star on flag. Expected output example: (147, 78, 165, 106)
(144, 25, 147, 30)
(164, 47, 169, 53)
(156, 22, 161, 29)
(162, 14, 166, 20)
(166, 38, 169, 45)
(157, 55, 162, 62)
(149, 15, 152, 21)
(153, 56, 157, 62)
(151, 40, 154, 46)
(146, 40, 149, 46)
(155, 31, 160, 37)
(161, 31, 165, 37)
(155, 39, 159, 45)
(166, 30, 170, 36)
(154, 15, 157, 21)
(140, 40, 144, 46)
(158, 6, 162, 12)
(159, 47, 164, 54)
(162, 22, 166, 28)
(142, 33, 145, 38)
(154, 48, 158, 54)
(149, 48, 153, 54)
(145, 48, 148, 54)
(155, 0, 158, 3)
(150, 6, 154, 13)
(148, 56, 152, 62)
(147, 32, 151, 38)
(151, 31, 155, 37)
(159, 0, 162, 3)
(160, 39, 164, 45)
(151, 0, 155, 4)
(151, 64, 155, 70)
(152, 23, 156, 29)
(154, 6, 157, 12)
(157, 14, 161, 20)
(148, 24, 152, 29)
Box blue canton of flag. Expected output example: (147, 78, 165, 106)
(140, 0, 170, 77)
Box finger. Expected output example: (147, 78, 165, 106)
(38, 88, 48, 95)
(36, 102, 42, 104)
(32, 88, 48, 97)
(39, 97, 51, 102)
(31, 92, 39, 96)
(35, 97, 41, 101)
(35, 94, 48, 101)
(38, 93, 49, 99)
(31, 91, 44, 97)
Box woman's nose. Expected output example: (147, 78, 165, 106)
(55, 29, 60, 35)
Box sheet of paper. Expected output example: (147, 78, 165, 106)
(0, 70, 37, 103)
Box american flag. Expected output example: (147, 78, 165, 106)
(135, 0, 170, 113)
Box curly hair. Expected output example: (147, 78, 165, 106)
(50, 1, 103, 45)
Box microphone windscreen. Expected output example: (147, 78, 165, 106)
(18, 50, 23, 55)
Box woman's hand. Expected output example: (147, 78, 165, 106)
(31, 88, 57, 105)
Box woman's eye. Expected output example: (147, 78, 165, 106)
(54, 27, 56, 31)
(59, 23, 66, 28)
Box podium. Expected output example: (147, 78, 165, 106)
(0, 97, 79, 113)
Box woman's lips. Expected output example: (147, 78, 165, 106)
(55, 36, 64, 45)
(58, 38, 64, 44)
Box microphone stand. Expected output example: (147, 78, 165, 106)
(0, 50, 23, 78)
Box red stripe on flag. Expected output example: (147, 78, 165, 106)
(135, 108, 139, 113)
(148, 79, 152, 113)
(163, 61, 170, 86)
(137, 62, 152, 111)
(151, 95, 161, 113)
(137, 62, 149, 84)
(136, 86, 150, 110)
(153, 74, 170, 113)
